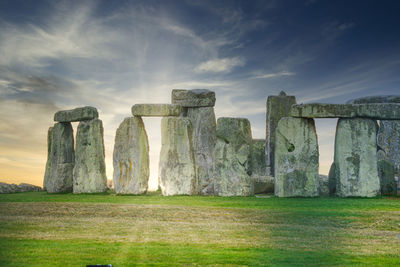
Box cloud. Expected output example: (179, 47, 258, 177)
(252, 71, 295, 79)
(321, 21, 355, 41)
(194, 57, 245, 73)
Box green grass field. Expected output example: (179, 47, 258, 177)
(0, 192, 399, 266)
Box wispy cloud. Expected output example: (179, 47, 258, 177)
(252, 71, 295, 79)
(194, 57, 245, 73)
(321, 21, 355, 42)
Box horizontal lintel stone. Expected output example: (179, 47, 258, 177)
(54, 106, 98, 122)
(131, 104, 182, 117)
(290, 103, 400, 120)
(172, 89, 216, 107)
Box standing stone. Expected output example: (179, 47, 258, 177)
(347, 95, 400, 174)
(274, 117, 319, 197)
(113, 117, 149, 194)
(328, 162, 337, 195)
(159, 117, 197, 196)
(187, 107, 216, 195)
(73, 119, 107, 193)
(378, 160, 396, 195)
(318, 175, 330, 196)
(251, 139, 267, 177)
(214, 118, 254, 196)
(266, 91, 296, 176)
(334, 118, 380, 197)
(43, 126, 53, 191)
(43, 123, 74, 193)
(377, 120, 400, 174)
(251, 139, 274, 193)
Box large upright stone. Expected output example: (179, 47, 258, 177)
(131, 104, 182, 117)
(377, 120, 400, 174)
(73, 119, 107, 193)
(43, 123, 74, 193)
(251, 139, 274, 193)
(274, 117, 319, 197)
(251, 139, 267, 177)
(159, 117, 197, 196)
(187, 107, 216, 195)
(214, 118, 254, 196)
(328, 162, 338, 195)
(334, 118, 380, 197)
(113, 117, 149, 195)
(43, 126, 53, 191)
(347, 95, 400, 175)
(266, 91, 296, 176)
(172, 89, 216, 107)
(54, 106, 98, 122)
(378, 160, 396, 195)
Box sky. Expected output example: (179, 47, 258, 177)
(0, 0, 399, 189)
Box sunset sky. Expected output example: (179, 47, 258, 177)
(0, 0, 399, 189)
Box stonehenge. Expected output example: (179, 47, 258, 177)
(43, 90, 400, 197)
(268, 93, 400, 197)
(44, 106, 107, 194)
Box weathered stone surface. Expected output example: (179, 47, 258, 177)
(253, 176, 274, 194)
(113, 117, 149, 195)
(172, 89, 216, 107)
(266, 91, 296, 176)
(250, 139, 273, 193)
(290, 103, 400, 120)
(334, 118, 380, 197)
(347, 96, 400, 175)
(377, 149, 386, 162)
(214, 118, 254, 196)
(54, 106, 98, 122)
(43, 126, 53, 191)
(159, 117, 197, 196)
(274, 117, 319, 197)
(251, 139, 267, 177)
(318, 175, 330, 196)
(131, 104, 182, 117)
(0, 182, 42, 193)
(347, 95, 400, 104)
(73, 119, 107, 193)
(0, 182, 19, 193)
(328, 162, 337, 195)
(43, 122, 74, 193)
(377, 120, 400, 174)
(187, 107, 216, 195)
(19, 183, 42, 192)
(378, 160, 396, 195)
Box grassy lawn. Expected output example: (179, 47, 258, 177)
(0, 192, 399, 266)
